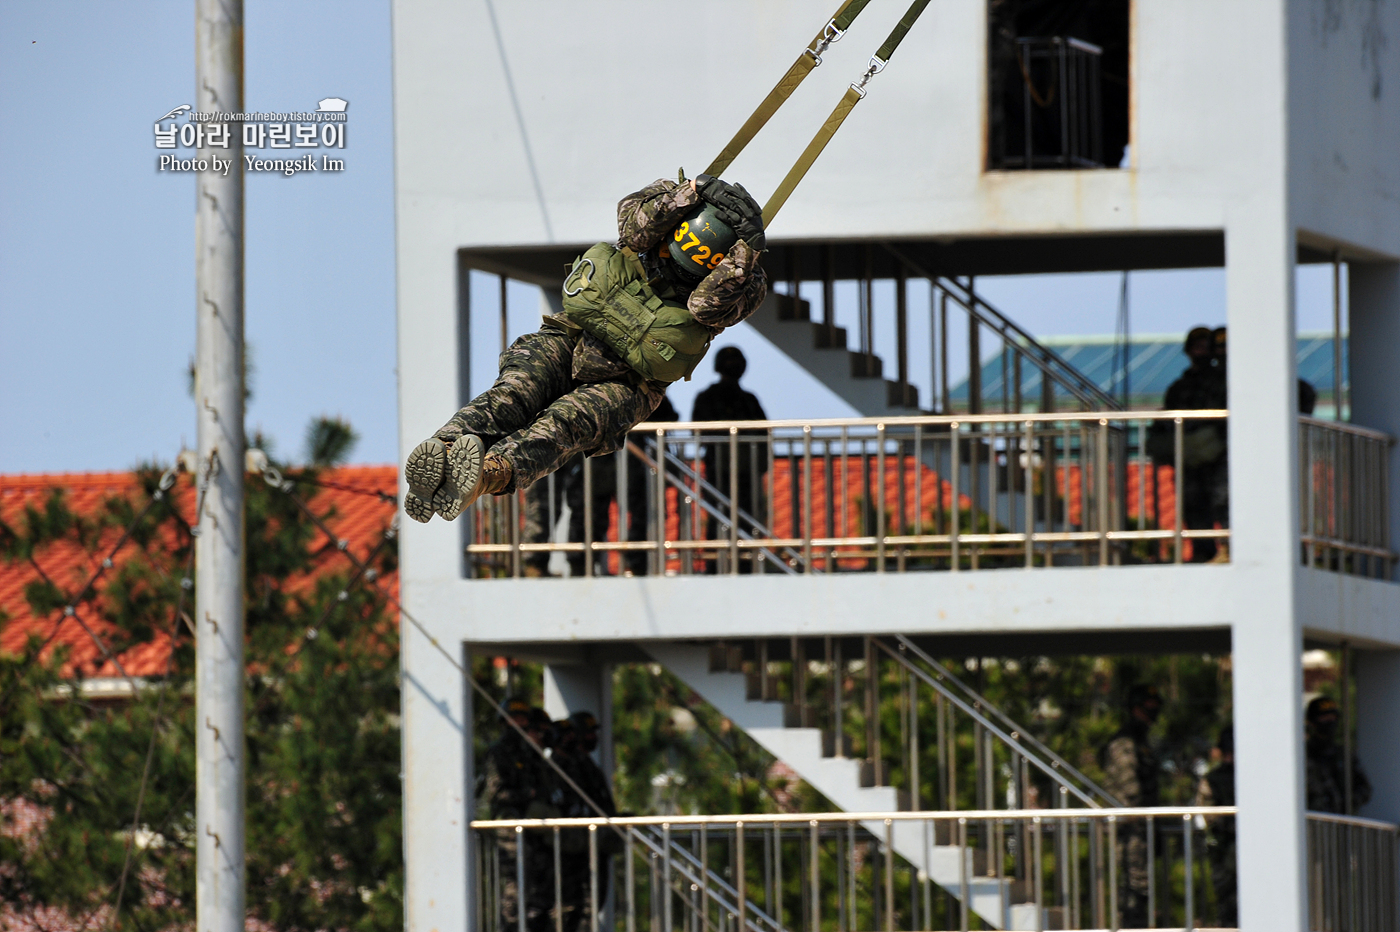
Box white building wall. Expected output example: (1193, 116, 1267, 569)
(390, 3, 1400, 931)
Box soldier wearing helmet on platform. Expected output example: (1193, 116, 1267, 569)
(402, 174, 767, 522)
(480, 701, 560, 932)
(1305, 695, 1371, 814)
(1102, 683, 1163, 929)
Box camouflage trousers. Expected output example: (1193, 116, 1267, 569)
(1116, 823, 1151, 927)
(494, 832, 555, 932)
(439, 325, 665, 492)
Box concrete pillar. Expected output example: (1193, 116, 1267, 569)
(1355, 650, 1400, 823)
(1347, 263, 1400, 570)
(1225, 210, 1307, 929)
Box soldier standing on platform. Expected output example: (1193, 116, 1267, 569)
(1102, 683, 1163, 928)
(480, 701, 559, 932)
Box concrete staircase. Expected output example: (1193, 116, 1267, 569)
(644, 641, 1036, 930)
(748, 292, 922, 417)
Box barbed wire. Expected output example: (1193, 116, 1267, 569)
(263, 471, 624, 830)
(111, 453, 213, 926)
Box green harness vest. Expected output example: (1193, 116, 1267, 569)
(560, 242, 713, 384)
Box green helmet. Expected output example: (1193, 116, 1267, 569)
(668, 203, 738, 281)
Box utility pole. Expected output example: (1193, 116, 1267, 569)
(194, 2, 245, 931)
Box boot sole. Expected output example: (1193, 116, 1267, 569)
(405, 438, 448, 500)
(434, 435, 485, 521)
(403, 489, 435, 524)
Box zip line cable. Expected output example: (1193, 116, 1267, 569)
(703, 0, 875, 178)
(762, 0, 933, 227)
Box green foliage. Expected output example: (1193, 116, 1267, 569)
(0, 423, 402, 930)
(304, 416, 360, 467)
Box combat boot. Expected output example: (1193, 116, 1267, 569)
(403, 437, 449, 524)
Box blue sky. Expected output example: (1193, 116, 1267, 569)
(0, 2, 1341, 473)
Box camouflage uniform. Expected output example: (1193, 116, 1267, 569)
(554, 738, 619, 932)
(564, 396, 677, 577)
(1196, 761, 1236, 926)
(430, 179, 767, 496)
(1103, 726, 1159, 928)
(481, 730, 559, 932)
(1306, 741, 1372, 814)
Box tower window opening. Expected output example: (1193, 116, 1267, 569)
(987, 0, 1130, 170)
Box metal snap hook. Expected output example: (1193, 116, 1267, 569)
(562, 257, 595, 297)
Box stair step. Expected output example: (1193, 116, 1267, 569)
(859, 759, 893, 788)
(783, 702, 818, 728)
(821, 730, 855, 758)
(813, 322, 848, 350)
(887, 380, 919, 409)
(745, 672, 780, 702)
(707, 643, 744, 674)
(775, 292, 810, 322)
(849, 351, 883, 379)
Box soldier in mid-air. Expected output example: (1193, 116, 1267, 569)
(402, 174, 768, 523)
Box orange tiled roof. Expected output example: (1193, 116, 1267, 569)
(0, 466, 398, 679)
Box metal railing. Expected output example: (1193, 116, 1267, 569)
(1308, 812, 1400, 932)
(465, 411, 1233, 577)
(471, 807, 1247, 932)
(1300, 418, 1395, 579)
(710, 635, 1117, 818)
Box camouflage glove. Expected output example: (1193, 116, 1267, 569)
(694, 175, 766, 251)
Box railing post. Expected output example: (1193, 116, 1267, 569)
(516, 825, 527, 932)
(1107, 816, 1118, 932)
(626, 830, 636, 932)
(959, 818, 970, 932)
(655, 429, 667, 576)
(877, 424, 887, 573)
(1033, 816, 1044, 932)
(809, 821, 820, 932)
(803, 426, 813, 572)
(583, 455, 594, 577)
(1025, 419, 1036, 567)
(1182, 813, 1194, 932)
(1173, 417, 1185, 563)
(885, 819, 896, 932)
(554, 827, 564, 932)
(1097, 418, 1110, 565)
(735, 821, 745, 932)
(950, 422, 961, 570)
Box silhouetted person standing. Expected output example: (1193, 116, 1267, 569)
(1196, 725, 1236, 927)
(1150, 327, 1227, 561)
(1306, 696, 1371, 814)
(693, 347, 768, 571)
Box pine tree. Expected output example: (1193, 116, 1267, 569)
(0, 417, 402, 931)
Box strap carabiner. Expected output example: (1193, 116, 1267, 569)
(562, 257, 595, 297)
(850, 56, 887, 98)
(804, 19, 846, 66)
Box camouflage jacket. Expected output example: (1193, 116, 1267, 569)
(559, 179, 769, 384)
(479, 732, 554, 820)
(1102, 730, 1159, 808)
(1306, 744, 1372, 814)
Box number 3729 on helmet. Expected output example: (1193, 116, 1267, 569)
(667, 203, 738, 281)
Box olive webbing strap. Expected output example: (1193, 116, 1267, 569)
(702, 0, 874, 178)
(761, 0, 932, 227)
